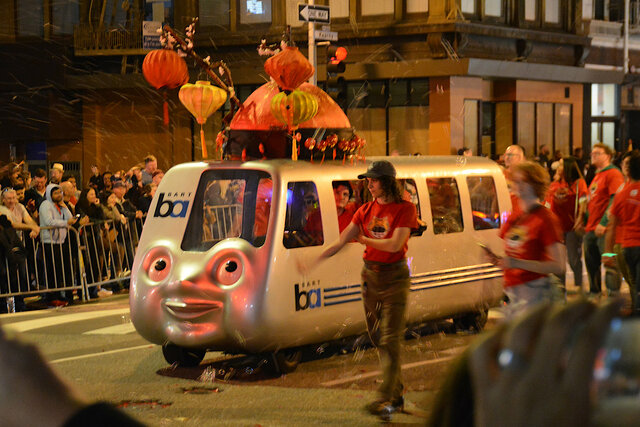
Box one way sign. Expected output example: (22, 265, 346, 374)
(298, 4, 330, 24)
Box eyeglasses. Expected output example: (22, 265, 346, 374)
(591, 151, 606, 157)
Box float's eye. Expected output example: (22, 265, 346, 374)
(147, 255, 171, 282)
(215, 257, 242, 286)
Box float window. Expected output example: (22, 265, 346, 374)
(427, 177, 463, 234)
(466, 176, 501, 230)
(182, 170, 272, 251)
(330, 180, 361, 235)
(283, 182, 324, 248)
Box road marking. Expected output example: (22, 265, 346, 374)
(3, 308, 131, 332)
(50, 344, 156, 364)
(321, 354, 457, 387)
(83, 322, 137, 335)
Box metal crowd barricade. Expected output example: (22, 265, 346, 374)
(78, 216, 144, 296)
(1, 215, 146, 312)
(1, 226, 86, 312)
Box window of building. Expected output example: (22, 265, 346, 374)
(329, 0, 350, 18)
(407, 0, 428, 13)
(484, 1, 502, 17)
(239, 0, 271, 24)
(182, 170, 272, 251)
(17, 0, 43, 37)
(362, 0, 394, 16)
(283, 182, 324, 248)
(591, 83, 617, 117)
(461, 0, 475, 14)
(200, 0, 231, 27)
(467, 176, 501, 230)
(52, 0, 79, 35)
(427, 178, 463, 234)
(583, 0, 593, 19)
(525, 0, 537, 21)
(544, 0, 560, 23)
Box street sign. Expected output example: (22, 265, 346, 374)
(142, 21, 162, 50)
(298, 4, 330, 24)
(314, 29, 338, 42)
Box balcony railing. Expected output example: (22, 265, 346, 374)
(74, 23, 144, 55)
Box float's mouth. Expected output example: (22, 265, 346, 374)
(162, 299, 223, 320)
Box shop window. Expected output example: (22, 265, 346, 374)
(283, 182, 324, 248)
(517, 102, 535, 157)
(239, 0, 271, 24)
(427, 178, 463, 234)
(467, 176, 501, 230)
(17, 0, 43, 37)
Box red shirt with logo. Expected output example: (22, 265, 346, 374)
(500, 205, 563, 288)
(586, 165, 624, 232)
(545, 178, 588, 234)
(352, 199, 417, 263)
(611, 181, 640, 248)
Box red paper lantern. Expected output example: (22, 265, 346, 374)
(327, 134, 338, 148)
(304, 138, 316, 150)
(142, 49, 189, 126)
(142, 49, 189, 90)
(264, 47, 315, 91)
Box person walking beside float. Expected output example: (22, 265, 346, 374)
(299, 160, 417, 419)
(487, 161, 565, 317)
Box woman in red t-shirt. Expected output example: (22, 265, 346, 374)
(489, 162, 565, 318)
(301, 160, 417, 418)
(544, 157, 588, 293)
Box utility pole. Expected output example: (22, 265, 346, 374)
(308, 0, 317, 85)
(625, 0, 630, 74)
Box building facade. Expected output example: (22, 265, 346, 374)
(0, 0, 636, 184)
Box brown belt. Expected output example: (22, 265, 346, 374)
(364, 260, 406, 273)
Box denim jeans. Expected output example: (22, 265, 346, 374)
(361, 260, 410, 402)
(565, 231, 584, 288)
(584, 231, 622, 295)
(623, 246, 640, 315)
(504, 277, 553, 320)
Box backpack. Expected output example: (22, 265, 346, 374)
(0, 215, 27, 265)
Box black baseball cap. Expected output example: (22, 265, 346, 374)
(357, 160, 396, 179)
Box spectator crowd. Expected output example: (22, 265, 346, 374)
(0, 155, 163, 312)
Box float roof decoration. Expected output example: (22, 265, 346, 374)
(230, 81, 351, 131)
(264, 46, 315, 92)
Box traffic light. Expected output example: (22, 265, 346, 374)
(326, 44, 347, 109)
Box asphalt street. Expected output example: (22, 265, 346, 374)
(0, 294, 492, 426)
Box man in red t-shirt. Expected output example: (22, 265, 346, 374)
(580, 144, 625, 297)
(303, 160, 417, 419)
(605, 151, 640, 314)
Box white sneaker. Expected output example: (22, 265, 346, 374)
(98, 289, 113, 297)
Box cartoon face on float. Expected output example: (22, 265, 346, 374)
(130, 167, 273, 350)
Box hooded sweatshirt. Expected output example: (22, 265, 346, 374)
(39, 183, 72, 243)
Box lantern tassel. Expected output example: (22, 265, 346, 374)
(292, 137, 298, 161)
(200, 126, 208, 158)
(163, 92, 169, 127)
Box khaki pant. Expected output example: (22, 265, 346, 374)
(361, 260, 410, 401)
